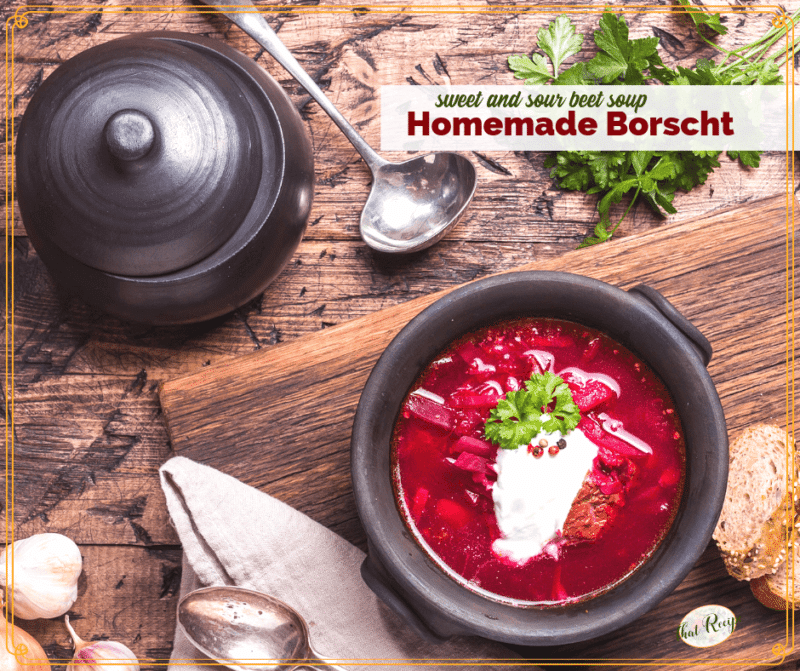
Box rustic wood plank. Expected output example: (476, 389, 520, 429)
(161, 195, 795, 477)
(3, 2, 798, 670)
(3, 0, 794, 240)
(160, 194, 796, 669)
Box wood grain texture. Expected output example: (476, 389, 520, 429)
(18, 545, 182, 664)
(161, 194, 797, 668)
(3, 0, 797, 669)
(2, 0, 795, 243)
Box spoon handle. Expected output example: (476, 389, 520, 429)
(198, 0, 386, 171)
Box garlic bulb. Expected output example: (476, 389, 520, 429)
(0, 533, 82, 619)
(65, 616, 139, 671)
(0, 621, 50, 671)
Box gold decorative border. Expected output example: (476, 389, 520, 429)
(3, 2, 796, 667)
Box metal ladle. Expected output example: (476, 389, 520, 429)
(178, 586, 346, 671)
(198, 0, 477, 253)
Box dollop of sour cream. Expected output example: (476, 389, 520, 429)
(491, 428, 599, 564)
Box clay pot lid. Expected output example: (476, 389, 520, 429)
(17, 35, 264, 277)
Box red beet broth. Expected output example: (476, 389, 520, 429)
(391, 318, 685, 605)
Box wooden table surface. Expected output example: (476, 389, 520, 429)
(2, 0, 797, 669)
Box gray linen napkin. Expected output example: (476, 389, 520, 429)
(159, 456, 521, 670)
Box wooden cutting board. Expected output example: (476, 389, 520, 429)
(159, 194, 796, 668)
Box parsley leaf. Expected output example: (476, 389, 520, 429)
(578, 214, 614, 248)
(727, 150, 760, 168)
(538, 15, 584, 75)
(554, 62, 592, 85)
(587, 12, 663, 84)
(509, 7, 797, 248)
(676, 0, 728, 36)
(508, 53, 552, 85)
(509, 15, 584, 83)
(484, 372, 581, 450)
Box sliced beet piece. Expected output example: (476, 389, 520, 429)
(578, 416, 643, 458)
(453, 408, 484, 439)
(570, 380, 615, 412)
(582, 337, 601, 362)
(451, 435, 494, 458)
(448, 393, 500, 409)
(578, 415, 606, 442)
(456, 341, 486, 366)
(435, 499, 471, 529)
(521, 349, 555, 374)
(467, 358, 497, 376)
(406, 394, 454, 432)
(411, 487, 429, 519)
(561, 371, 615, 412)
(471, 470, 494, 495)
(450, 451, 496, 496)
(452, 451, 491, 474)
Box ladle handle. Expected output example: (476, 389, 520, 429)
(198, 0, 385, 170)
(307, 653, 348, 671)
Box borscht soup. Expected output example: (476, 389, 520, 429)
(391, 318, 685, 606)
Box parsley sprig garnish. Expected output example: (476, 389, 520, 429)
(484, 372, 581, 450)
(508, 16, 586, 85)
(508, 5, 800, 247)
(675, 0, 727, 37)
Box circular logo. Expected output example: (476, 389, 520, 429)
(678, 605, 737, 648)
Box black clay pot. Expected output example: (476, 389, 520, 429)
(351, 271, 728, 646)
(16, 32, 314, 325)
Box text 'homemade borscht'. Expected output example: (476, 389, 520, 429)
(391, 318, 685, 605)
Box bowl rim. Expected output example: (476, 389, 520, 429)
(351, 270, 728, 645)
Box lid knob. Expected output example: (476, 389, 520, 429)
(15, 37, 265, 278)
(104, 109, 155, 161)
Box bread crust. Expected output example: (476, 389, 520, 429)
(712, 424, 795, 581)
(751, 482, 800, 609)
(750, 574, 789, 610)
(751, 540, 800, 610)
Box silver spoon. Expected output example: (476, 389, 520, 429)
(198, 0, 477, 253)
(178, 586, 346, 671)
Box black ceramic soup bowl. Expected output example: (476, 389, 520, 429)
(351, 271, 728, 646)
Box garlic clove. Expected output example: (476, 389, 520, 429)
(0, 621, 51, 671)
(64, 616, 140, 671)
(0, 533, 82, 620)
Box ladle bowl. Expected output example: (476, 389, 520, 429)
(198, 0, 477, 254)
(361, 153, 476, 253)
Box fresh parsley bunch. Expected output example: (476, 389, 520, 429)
(484, 372, 581, 450)
(509, 6, 799, 247)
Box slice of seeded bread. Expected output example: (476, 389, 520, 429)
(713, 424, 795, 581)
(750, 541, 800, 610)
